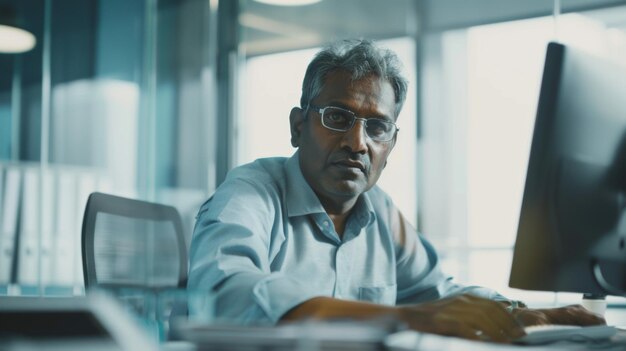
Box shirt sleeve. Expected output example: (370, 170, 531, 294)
(390, 207, 512, 305)
(187, 176, 322, 325)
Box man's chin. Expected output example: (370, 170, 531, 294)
(328, 179, 367, 198)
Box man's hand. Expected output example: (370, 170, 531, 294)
(512, 304, 606, 327)
(398, 294, 526, 343)
(282, 295, 605, 344)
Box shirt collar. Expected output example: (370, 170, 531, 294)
(285, 151, 376, 227)
(352, 190, 376, 228)
(285, 151, 327, 217)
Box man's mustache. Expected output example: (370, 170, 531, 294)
(329, 151, 371, 173)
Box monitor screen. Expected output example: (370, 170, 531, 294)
(509, 42, 626, 296)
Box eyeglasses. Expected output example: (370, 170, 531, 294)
(306, 105, 399, 142)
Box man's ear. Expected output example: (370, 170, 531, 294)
(289, 107, 305, 148)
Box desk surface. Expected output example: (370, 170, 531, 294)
(173, 320, 626, 351)
(387, 328, 626, 351)
(2, 295, 625, 351)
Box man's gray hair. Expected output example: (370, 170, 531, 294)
(300, 39, 408, 117)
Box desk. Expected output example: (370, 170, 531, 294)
(386, 329, 626, 351)
(2, 295, 625, 351)
(173, 319, 626, 351)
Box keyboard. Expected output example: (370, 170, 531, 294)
(515, 324, 618, 345)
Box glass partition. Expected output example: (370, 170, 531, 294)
(0, 0, 216, 296)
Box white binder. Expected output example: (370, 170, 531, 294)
(52, 172, 76, 287)
(39, 170, 55, 287)
(0, 168, 21, 284)
(17, 168, 39, 286)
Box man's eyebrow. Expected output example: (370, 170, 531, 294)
(324, 101, 352, 111)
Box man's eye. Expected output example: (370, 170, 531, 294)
(328, 113, 348, 123)
(367, 120, 390, 136)
(324, 110, 352, 127)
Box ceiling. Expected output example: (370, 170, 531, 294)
(583, 4, 626, 30)
(238, 0, 626, 56)
(239, 0, 417, 56)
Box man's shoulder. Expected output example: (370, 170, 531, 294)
(224, 157, 288, 197)
(227, 157, 289, 185)
(198, 157, 289, 215)
(365, 185, 394, 207)
(361, 185, 396, 221)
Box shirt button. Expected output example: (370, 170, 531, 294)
(323, 221, 330, 226)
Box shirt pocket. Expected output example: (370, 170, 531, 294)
(358, 284, 397, 305)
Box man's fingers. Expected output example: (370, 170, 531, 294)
(444, 296, 525, 342)
(402, 294, 529, 343)
(455, 322, 512, 344)
(465, 310, 523, 343)
(463, 296, 526, 340)
(518, 304, 607, 327)
(455, 325, 486, 342)
(485, 302, 526, 338)
(512, 308, 550, 326)
(557, 305, 606, 326)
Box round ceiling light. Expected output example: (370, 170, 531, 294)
(253, 0, 322, 6)
(0, 24, 36, 53)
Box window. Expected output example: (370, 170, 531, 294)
(423, 7, 626, 305)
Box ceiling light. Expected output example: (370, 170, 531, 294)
(253, 0, 322, 6)
(0, 24, 36, 53)
(0, 6, 36, 54)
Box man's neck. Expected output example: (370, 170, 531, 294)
(318, 196, 359, 238)
(328, 212, 349, 238)
(320, 197, 357, 215)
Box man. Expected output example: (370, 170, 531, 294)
(188, 39, 604, 343)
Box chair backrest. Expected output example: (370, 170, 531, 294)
(81, 192, 188, 290)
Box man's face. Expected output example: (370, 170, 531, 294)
(290, 70, 397, 211)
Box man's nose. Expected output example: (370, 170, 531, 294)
(340, 119, 368, 154)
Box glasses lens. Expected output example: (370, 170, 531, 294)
(321, 107, 354, 131)
(365, 119, 396, 141)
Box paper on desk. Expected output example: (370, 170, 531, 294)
(385, 330, 624, 351)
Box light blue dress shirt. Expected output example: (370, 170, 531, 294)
(188, 152, 508, 324)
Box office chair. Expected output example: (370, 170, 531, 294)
(82, 192, 190, 341)
(81, 192, 188, 290)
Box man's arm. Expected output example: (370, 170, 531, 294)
(188, 177, 324, 324)
(387, 203, 508, 304)
(281, 294, 526, 343)
(290, 198, 603, 342)
(281, 295, 606, 343)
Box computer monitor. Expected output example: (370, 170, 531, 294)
(509, 42, 626, 296)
